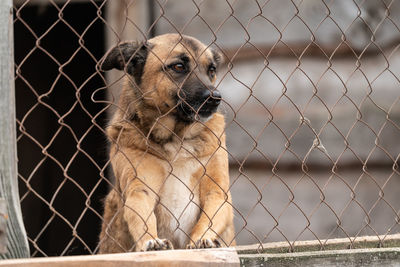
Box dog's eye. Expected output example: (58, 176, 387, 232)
(208, 66, 216, 78)
(170, 63, 186, 73)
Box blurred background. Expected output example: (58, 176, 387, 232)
(13, 0, 400, 256)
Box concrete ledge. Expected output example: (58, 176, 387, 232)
(236, 234, 400, 254)
(0, 248, 240, 267)
(239, 247, 400, 267)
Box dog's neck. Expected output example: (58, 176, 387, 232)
(133, 109, 199, 144)
(107, 108, 224, 161)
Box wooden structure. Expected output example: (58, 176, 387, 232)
(0, 0, 30, 259)
(0, 248, 240, 267)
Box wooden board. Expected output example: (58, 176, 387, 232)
(0, 199, 7, 253)
(0, 0, 30, 258)
(0, 248, 240, 267)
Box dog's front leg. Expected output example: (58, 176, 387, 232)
(188, 191, 233, 249)
(114, 148, 174, 252)
(123, 181, 173, 251)
(188, 148, 234, 249)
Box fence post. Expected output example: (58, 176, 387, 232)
(0, 0, 30, 259)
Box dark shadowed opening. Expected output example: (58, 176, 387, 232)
(14, 2, 109, 256)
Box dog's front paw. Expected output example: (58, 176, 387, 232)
(186, 238, 221, 249)
(141, 238, 174, 251)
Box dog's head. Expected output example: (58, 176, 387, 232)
(101, 33, 223, 123)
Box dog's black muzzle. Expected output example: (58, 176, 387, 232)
(176, 86, 222, 123)
(197, 89, 221, 117)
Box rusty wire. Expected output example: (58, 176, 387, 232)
(12, 0, 400, 256)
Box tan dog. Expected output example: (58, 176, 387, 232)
(98, 33, 235, 253)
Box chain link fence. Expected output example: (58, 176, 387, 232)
(12, 0, 400, 257)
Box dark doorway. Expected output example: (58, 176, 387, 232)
(14, 2, 109, 256)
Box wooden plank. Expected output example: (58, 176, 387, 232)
(0, 0, 30, 259)
(0, 248, 240, 267)
(0, 199, 7, 253)
(222, 37, 400, 62)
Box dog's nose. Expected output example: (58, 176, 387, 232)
(202, 89, 221, 106)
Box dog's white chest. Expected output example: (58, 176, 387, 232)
(157, 159, 201, 248)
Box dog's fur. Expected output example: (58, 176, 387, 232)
(98, 33, 235, 253)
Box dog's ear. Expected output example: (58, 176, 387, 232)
(211, 47, 224, 69)
(100, 41, 149, 84)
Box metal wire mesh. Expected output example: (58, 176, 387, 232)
(12, 0, 400, 256)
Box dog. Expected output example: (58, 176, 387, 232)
(98, 33, 235, 253)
